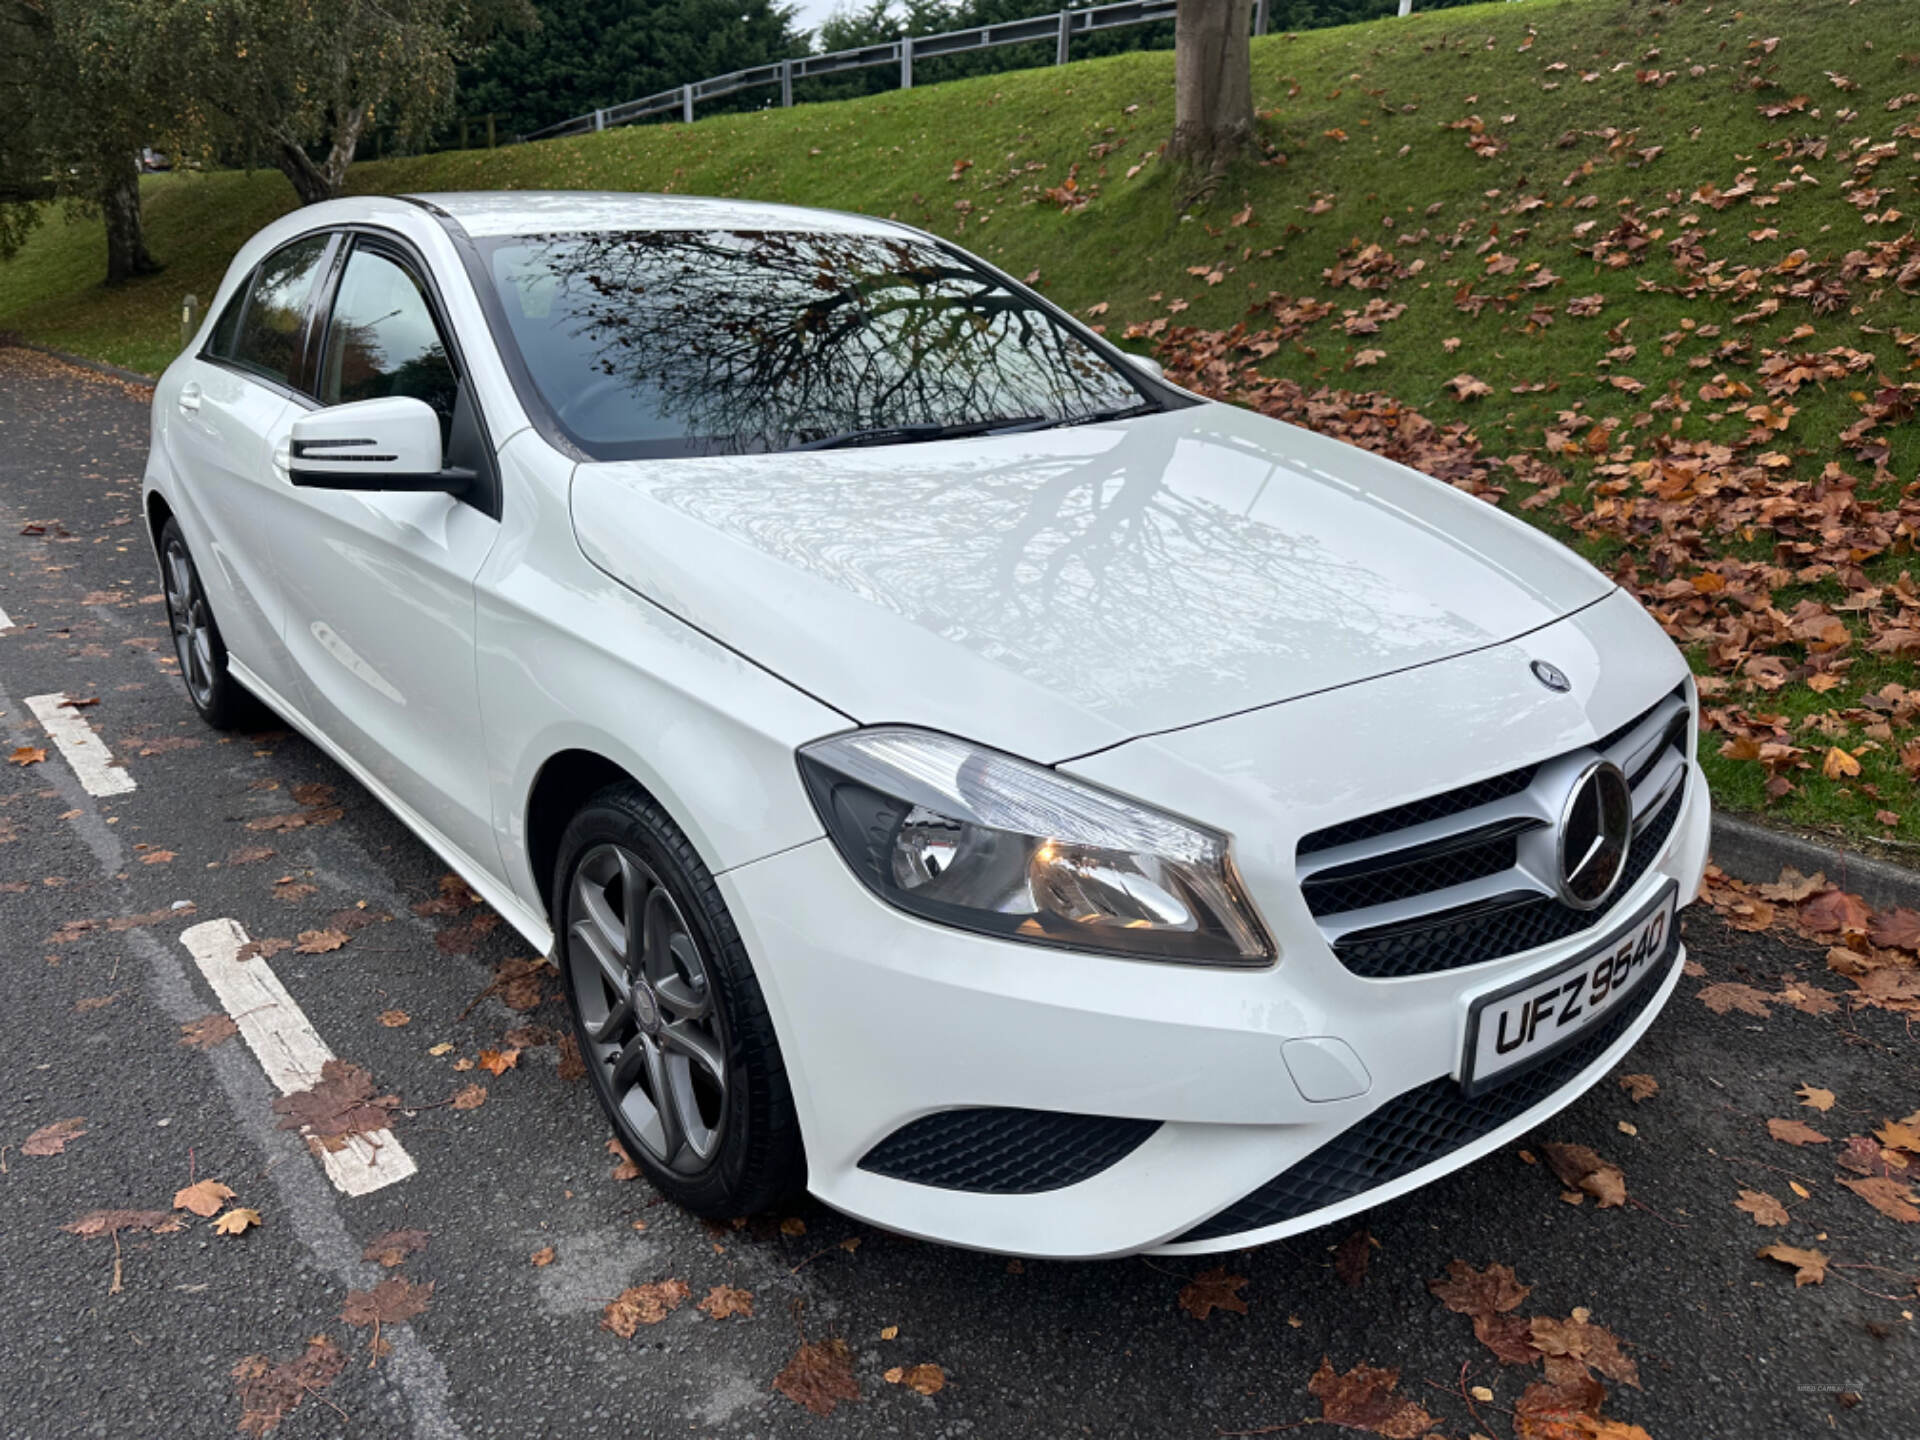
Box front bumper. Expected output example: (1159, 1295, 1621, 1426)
(718, 591, 1711, 1258)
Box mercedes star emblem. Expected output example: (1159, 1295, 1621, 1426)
(1555, 759, 1633, 910)
(1531, 659, 1572, 693)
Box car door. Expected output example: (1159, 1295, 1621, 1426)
(269, 233, 505, 874)
(162, 232, 334, 700)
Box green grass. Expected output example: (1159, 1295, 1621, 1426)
(4, 0, 1916, 851)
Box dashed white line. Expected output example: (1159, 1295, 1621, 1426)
(25, 691, 134, 795)
(181, 917, 416, 1197)
(0, 604, 15, 633)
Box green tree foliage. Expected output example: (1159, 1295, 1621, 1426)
(458, 0, 806, 140)
(158, 0, 532, 204)
(0, 0, 185, 281)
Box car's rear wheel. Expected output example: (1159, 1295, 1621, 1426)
(157, 517, 258, 730)
(552, 783, 804, 1217)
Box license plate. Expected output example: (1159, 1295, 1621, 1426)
(1459, 880, 1679, 1097)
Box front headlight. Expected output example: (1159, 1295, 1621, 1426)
(797, 728, 1273, 965)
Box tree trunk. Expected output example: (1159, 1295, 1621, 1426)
(1169, 0, 1254, 176)
(101, 153, 158, 285)
(272, 103, 372, 206)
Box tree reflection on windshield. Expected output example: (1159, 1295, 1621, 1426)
(482, 229, 1153, 459)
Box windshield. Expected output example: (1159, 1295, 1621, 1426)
(478, 228, 1159, 459)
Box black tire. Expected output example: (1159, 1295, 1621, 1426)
(552, 782, 805, 1218)
(157, 517, 260, 731)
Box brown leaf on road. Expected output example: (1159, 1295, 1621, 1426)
(411, 873, 480, 917)
(294, 928, 349, 955)
(1839, 1175, 1920, 1224)
(557, 1033, 586, 1083)
(1541, 1143, 1627, 1207)
(1178, 1266, 1249, 1320)
(602, 1278, 690, 1337)
(1735, 1189, 1790, 1227)
(139, 849, 174, 865)
(1617, 1073, 1659, 1103)
(1796, 1085, 1836, 1112)
(1756, 868, 1828, 904)
(1513, 1372, 1649, 1440)
(1767, 1117, 1830, 1147)
(362, 1229, 430, 1268)
(226, 845, 276, 866)
(477, 1048, 519, 1076)
(289, 783, 335, 807)
(343, 1276, 433, 1329)
(1332, 1228, 1373, 1288)
(213, 1208, 261, 1236)
(1867, 908, 1920, 952)
(174, 1179, 236, 1218)
(378, 1010, 410, 1028)
(608, 1138, 642, 1181)
(61, 1209, 184, 1238)
(232, 1336, 345, 1438)
(236, 938, 292, 961)
(22, 1117, 87, 1156)
(773, 1337, 860, 1417)
(1696, 982, 1775, 1016)
(1528, 1312, 1640, 1388)
(8, 745, 46, 766)
(884, 1363, 946, 1396)
(271, 1059, 397, 1151)
(1757, 1243, 1829, 1286)
(1798, 888, 1872, 936)
(1429, 1260, 1537, 1365)
(449, 1083, 487, 1111)
(530, 1245, 555, 1267)
(698, 1284, 754, 1320)
(180, 1014, 239, 1050)
(1308, 1358, 1434, 1439)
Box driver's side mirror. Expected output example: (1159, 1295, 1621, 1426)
(289, 396, 470, 494)
(1124, 352, 1166, 382)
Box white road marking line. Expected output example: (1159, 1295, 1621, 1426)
(181, 917, 416, 1197)
(25, 691, 135, 795)
(0, 604, 14, 632)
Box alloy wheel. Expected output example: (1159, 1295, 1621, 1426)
(162, 540, 215, 709)
(565, 843, 728, 1173)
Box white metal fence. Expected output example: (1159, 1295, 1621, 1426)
(521, 0, 1450, 144)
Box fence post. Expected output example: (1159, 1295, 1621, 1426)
(1255, 0, 1269, 36)
(781, 57, 793, 107)
(900, 37, 912, 89)
(682, 83, 694, 122)
(1398, 0, 1413, 14)
(593, 108, 605, 132)
(487, 113, 496, 148)
(1056, 9, 1070, 65)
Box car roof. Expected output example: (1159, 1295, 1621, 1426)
(405, 191, 913, 240)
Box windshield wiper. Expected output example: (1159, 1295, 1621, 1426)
(1043, 401, 1162, 430)
(790, 415, 1047, 451)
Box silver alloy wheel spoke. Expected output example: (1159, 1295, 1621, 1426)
(565, 841, 727, 1174)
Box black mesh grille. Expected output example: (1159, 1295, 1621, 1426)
(1302, 827, 1525, 917)
(858, 1108, 1159, 1193)
(1177, 931, 1679, 1243)
(1334, 783, 1684, 979)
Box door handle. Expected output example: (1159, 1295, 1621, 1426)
(177, 382, 202, 415)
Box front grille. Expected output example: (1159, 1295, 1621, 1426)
(1298, 685, 1691, 980)
(1176, 927, 1679, 1244)
(858, 1107, 1159, 1194)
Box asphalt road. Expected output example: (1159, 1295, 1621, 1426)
(1, 344, 1915, 1440)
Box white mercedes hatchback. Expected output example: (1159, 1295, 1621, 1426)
(144, 192, 1709, 1257)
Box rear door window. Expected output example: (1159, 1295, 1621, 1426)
(223, 233, 332, 387)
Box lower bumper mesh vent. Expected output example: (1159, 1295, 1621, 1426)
(859, 1107, 1159, 1194)
(1176, 931, 1680, 1244)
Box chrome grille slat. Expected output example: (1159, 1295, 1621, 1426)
(1299, 684, 1692, 979)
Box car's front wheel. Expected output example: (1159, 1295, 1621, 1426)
(552, 783, 805, 1217)
(157, 517, 258, 730)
